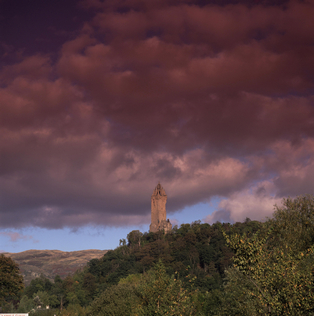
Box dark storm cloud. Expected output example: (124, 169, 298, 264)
(0, 0, 94, 60)
(1, 0, 314, 228)
(58, 0, 314, 153)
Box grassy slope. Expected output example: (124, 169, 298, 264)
(3, 249, 107, 285)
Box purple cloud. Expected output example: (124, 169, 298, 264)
(0, 0, 314, 229)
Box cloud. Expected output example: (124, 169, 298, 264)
(204, 181, 283, 224)
(0, 232, 37, 243)
(0, 144, 253, 228)
(0, 0, 314, 229)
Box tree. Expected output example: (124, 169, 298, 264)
(88, 283, 139, 316)
(127, 230, 143, 249)
(135, 260, 202, 316)
(17, 295, 35, 313)
(223, 208, 314, 315)
(0, 255, 24, 309)
(66, 292, 80, 305)
(24, 274, 52, 299)
(83, 272, 96, 298)
(268, 195, 314, 252)
(33, 291, 50, 308)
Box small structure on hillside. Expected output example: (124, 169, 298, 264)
(149, 183, 172, 233)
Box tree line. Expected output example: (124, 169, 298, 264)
(1, 195, 314, 315)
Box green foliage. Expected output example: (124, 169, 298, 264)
(66, 292, 80, 305)
(17, 295, 35, 313)
(19, 195, 314, 315)
(88, 283, 139, 316)
(85, 220, 255, 294)
(119, 273, 142, 285)
(20, 218, 262, 314)
(135, 260, 202, 316)
(269, 195, 314, 252)
(222, 195, 314, 315)
(62, 304, 89, 316)
(33, 290, 50, 307)
(89, 260, 202, 316)
(0, 254, 24, 310)
(24, 274, 54, 298)
(127, 230, 143, 248)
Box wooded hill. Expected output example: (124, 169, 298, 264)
(87, 218, 261, 293)
(3, 195, 314, 315)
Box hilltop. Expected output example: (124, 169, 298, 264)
(3, 249, 107, 285)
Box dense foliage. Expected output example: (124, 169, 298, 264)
(0, 254, 24, 312)
(222, 196, 314, 315)
(0, 255, 24, 311)
(8, 195, 314, 315)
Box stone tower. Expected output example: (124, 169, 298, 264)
(150, 183, 172, 233)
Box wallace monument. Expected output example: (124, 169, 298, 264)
(149, 183, 172, 233)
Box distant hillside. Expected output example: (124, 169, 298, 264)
(3, 249, 107, 285)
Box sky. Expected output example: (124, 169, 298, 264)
(1, 0, 314, 253)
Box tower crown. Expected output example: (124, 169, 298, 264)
(152, 183, 166, 197)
